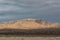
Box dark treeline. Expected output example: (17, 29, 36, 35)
(0, 28, 60, 36)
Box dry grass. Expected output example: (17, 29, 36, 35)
(0, 37, 60, 40)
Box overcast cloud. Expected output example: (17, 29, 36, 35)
(0, 0, 60, 22)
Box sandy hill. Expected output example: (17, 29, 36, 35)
(0, 18, 60, 29)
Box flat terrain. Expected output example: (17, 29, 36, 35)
(0, 37, 60, 40)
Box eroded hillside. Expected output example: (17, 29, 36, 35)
(0, 18, 60, 29)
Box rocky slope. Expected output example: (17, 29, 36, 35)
(0, 18, 60, 29)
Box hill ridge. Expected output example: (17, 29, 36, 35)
(0, 18, 60, 29)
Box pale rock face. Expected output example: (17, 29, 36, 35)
(23, 18, 36, 20)
(0, 18, 60, 29)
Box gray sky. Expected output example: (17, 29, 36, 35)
(0, 0, 60, 22)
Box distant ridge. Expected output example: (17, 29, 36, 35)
(0, 18, 60, 29)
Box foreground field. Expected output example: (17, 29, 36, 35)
(0, 37, 60, 40)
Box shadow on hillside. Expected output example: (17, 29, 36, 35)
(0, 27, 60, 36)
